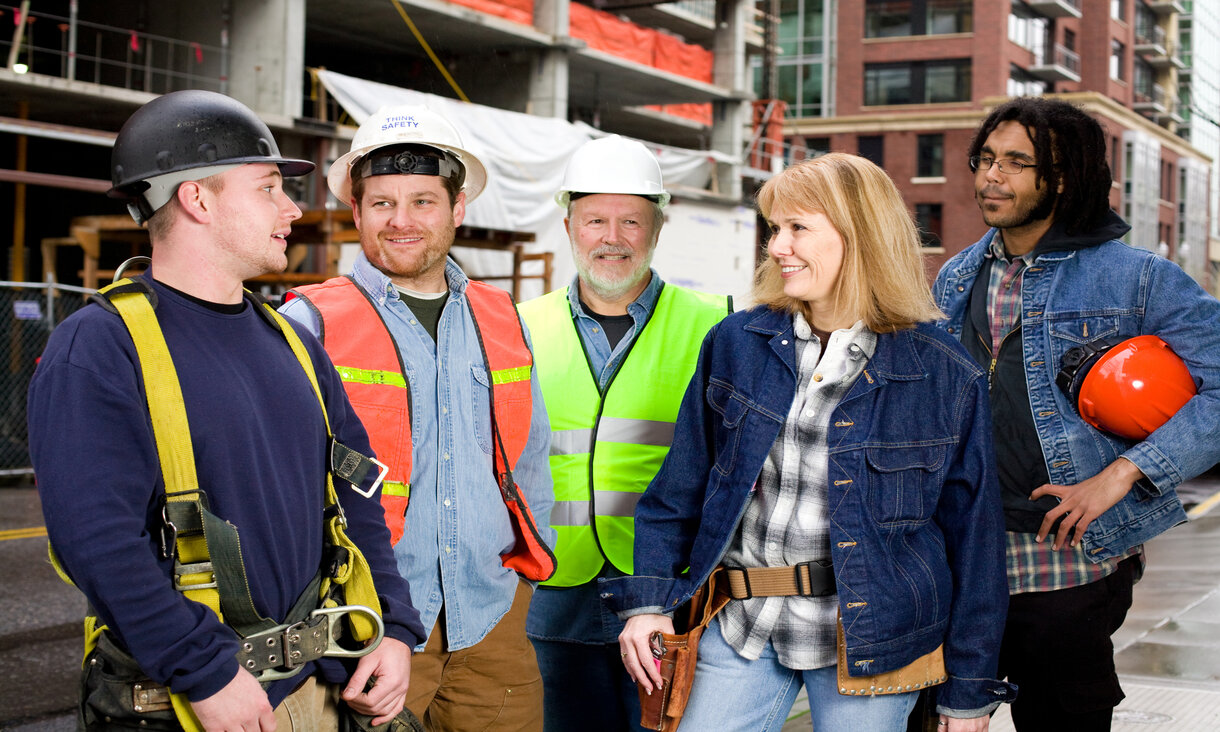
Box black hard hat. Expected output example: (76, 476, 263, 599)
(109, 90, 314, 221)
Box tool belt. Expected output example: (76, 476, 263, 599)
(722, 561, 945, 697)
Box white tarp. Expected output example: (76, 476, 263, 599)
(317, 69, 755, 301)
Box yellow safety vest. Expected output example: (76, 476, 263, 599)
(519, 284, 729, 587)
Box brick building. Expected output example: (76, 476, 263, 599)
(758, 0, 1218, 292)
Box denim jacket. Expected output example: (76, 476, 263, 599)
(933, 229, 1220, 559)
(601, 306, 1016, 715)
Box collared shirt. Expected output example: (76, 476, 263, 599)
(984, 238, 1140, 594)
(567, 270, 664, 393)
(280, 253, 555, 651)
(525, 271, 666, 646)
(984, 235, 1035, 356)
(719, 315, 875, 669)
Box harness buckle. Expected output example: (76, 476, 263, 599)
(251, 604, 385, 682)
(794, 559, 836, 597)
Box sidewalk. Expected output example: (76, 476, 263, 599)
(784, 479, 1220, 731)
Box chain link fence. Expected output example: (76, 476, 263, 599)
(0, 280, 93, 477)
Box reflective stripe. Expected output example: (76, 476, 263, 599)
(491, 365, 531, 384)
(550, 429, 593, 456)
(597, 417, 675, 447)
(550, 492, 641, 526)
(335, 365, 407, 388)
(381, 481, 410, 498)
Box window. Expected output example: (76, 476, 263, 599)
(865, 0, 972, 38)
(917, 134, 944, 177)
(1008, 65, 1048, 98)
(1111, 40, 1126, 81)
(1008, 2, 1047, 52)
(751, 0, 830, 118)
(859, 136, 885, 167)
(1134, 58, 1155, 100)
(1111, 136, 1120, 180)
(915, 204, 943, 247)
(1112, 0, 1126, 22)
(865, 60, 971, 105)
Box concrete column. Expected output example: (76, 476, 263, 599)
(226, 0, 306, 118)
(530, 0, 569, 118)
(712, 0, 748, 199)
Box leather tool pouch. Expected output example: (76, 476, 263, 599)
(637, 568, 731, 732)
(79, 631, 179, 730)
(835, 620, 946, 696)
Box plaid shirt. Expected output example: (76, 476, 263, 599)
(985, 236, 1141, 594)
(719, 315, 876, 669)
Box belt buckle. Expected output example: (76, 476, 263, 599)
(794, 559, 835, 597)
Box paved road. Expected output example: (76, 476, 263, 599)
(3, 476, 1218, 730)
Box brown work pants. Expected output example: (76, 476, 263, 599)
(404, 579, 543, 731)
(273, 676, 341, 731)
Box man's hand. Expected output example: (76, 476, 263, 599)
(190, 668, 275, 731)
(1030, 457, 1146, 550)
(342, 637, 412, 725)
(619, 614, 674, 696)
(940, 713, 989, 731)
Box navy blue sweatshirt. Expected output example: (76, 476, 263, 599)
(28, 276, 424, 705)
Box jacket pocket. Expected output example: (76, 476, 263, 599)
(706, 379, 749, 476)
(471, 364, 493, 454)
(864, 444, 946, 524)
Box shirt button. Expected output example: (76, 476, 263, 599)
(444, 499, 451, 507)
(443, 452, 450, 460)
(781, 339, 789, 345)
(442, 407, 448, 414)
(593, 327, 600, 334)
(410, 319, 417, 325)
(444, 546, 451, 554)
(813, 373, 823, 382)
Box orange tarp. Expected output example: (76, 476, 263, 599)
(569, 2, 656, 67)
(653, 32, 713, 83)
(446, 0, 533, 25)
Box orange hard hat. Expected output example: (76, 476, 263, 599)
(1057, 335, 1197, 441)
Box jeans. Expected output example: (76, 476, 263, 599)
(1000, 556, 1139, 731)
(532, 638, 646, 731)
(677, 618, 919, 731)
(528, 568, 645, 731)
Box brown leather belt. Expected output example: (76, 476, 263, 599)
(724, 560, 835, 600)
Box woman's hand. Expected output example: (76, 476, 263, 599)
(618, 613, 675, 695)
(939, 714, 989, 732)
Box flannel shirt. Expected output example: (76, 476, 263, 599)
(985, 236, 1140, 594)
(718, 315, 875, 669)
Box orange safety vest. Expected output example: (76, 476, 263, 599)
(287, 276, 556, 581)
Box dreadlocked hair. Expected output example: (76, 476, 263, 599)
(968, 97, 1113, 235)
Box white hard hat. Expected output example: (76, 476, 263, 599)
(555, 135, 670, 209)
(328, 105, 487, 204)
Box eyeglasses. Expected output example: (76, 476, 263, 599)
(969, 156, 1036, 175)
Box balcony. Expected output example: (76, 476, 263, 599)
(1026, 0, 1082, 19)
(1029, 43, 1081, 82)
(1147, 0, 1186, 16)
(1135, 26, 1187, 69)
(1133, 83, 1166, 115)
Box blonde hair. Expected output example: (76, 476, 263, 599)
(753, 153, 943, 331)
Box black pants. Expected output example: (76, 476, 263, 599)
(999, 556, 1139, 732)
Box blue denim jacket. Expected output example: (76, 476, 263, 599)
(934, 231, 1220, 559)
(281, 253, 556, 651)
(601, 306, 1016, 714)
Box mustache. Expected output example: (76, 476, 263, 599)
(978, 186, 1012, 199)
(589, 245, 634, 258)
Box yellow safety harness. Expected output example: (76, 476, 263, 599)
(50, 278, 386, 729)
